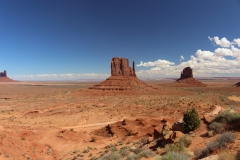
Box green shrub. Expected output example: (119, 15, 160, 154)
(161, 152, 190, 160)
(182, 108, 200, 132)
(165, 141, 186, 153)
(178, 135, 192, 147)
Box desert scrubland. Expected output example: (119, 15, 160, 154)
(0, 80, 240, 159)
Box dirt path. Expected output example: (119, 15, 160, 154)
(61, 121, 119, 129)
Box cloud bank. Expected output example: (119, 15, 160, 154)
(137, 36, 240, 79)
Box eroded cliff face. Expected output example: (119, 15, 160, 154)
(111, 57, 136, 77)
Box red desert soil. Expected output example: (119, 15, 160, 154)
(0, 80, 240, 159)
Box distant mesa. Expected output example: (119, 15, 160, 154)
(89, 57, 156, 92)
(180, 67, 193, 79)
(234, 82, 240, 87)
(0, 70, 7, 77)
(174, 67, 206, 87)
(0, 70, 15, 82)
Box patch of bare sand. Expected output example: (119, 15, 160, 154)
(228, 95, 240, 102)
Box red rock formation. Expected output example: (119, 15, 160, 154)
(234, 82, 240, 87)
(0, 70, 16, 82)
(175, 67, 206, 87)
(0, 70, 7, 77)
(180, 67, 193, 79)
(89, 57, 156, 92)
(111, 57, 136, 77)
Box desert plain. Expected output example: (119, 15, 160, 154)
(0, 79, 240, 160)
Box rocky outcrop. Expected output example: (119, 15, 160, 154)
(180, 67, 193, 79)
(111, 57, 136, 76)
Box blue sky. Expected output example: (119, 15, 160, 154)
(1, 0, 240, 80)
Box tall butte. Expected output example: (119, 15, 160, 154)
(174, 67, 206, 87)
(0, 70, 15, 82)
(111, 57, 136, 77)
(89, 57, 156, 92)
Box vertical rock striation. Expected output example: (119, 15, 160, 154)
(111, 57, 136, 77)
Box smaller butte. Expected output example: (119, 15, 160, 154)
(234, 82, 240, 87)
(0, 70, 15, 82)
(174, 67, 206, 87)
(89, 57, 156, 92)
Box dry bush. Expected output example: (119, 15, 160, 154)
(218, 151, 235, 160)
(213, 110, 240, 124)
(209, 122, 224, 133)
(178, 135, 192, 147)
(165, 141, 186, 153)
(161, 151, 190, 160)
(195, 131, 236, 159)
(195, 148, 209, 159)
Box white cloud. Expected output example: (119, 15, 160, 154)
(208, 36, 232, 47)
(137, 59, 175, 67)
(10, 73, 109, 81)
(137, 36, 240, 78)
(180, 55, 184, 61)
(234, 38, 240, 47)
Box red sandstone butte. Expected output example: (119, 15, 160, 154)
(0, 70, 15, 82)
(175, 67, 206, 87)
(180, 67, 193, 79)
(89, 57, 156, 92)
(111, 57, 136, 77)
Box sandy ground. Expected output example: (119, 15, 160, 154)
(0, 80, 240, 159)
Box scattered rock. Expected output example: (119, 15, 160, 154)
(153, 123, 164, 139)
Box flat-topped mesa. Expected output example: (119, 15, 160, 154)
(111, 57, 136, 77)
(0, 70, 7, 77)
(180, 67, 193, 79)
